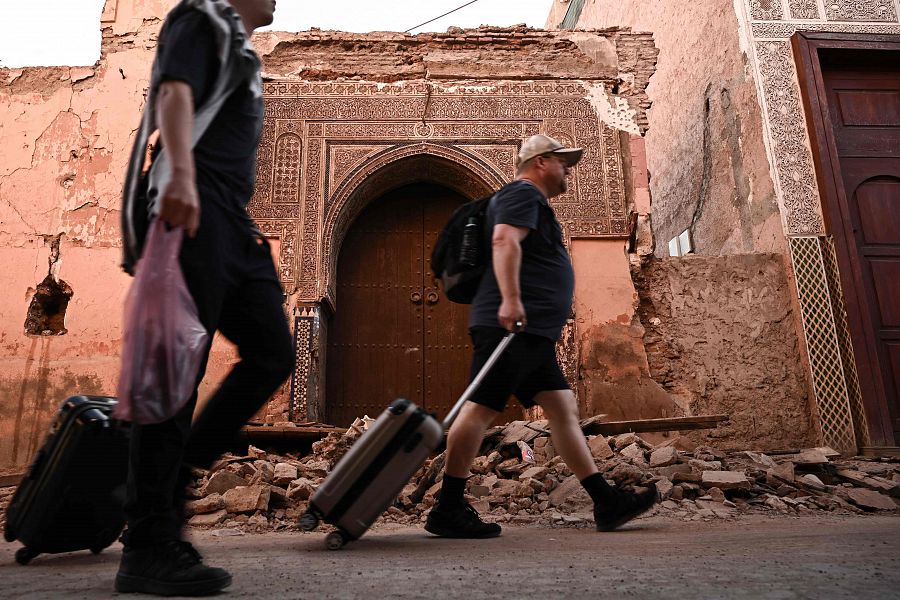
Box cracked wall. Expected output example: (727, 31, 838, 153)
(549, 0, 783, 258)
(0, 0, 198, 470)
(632, 254, 819, 451)
(0, 0, 665, 468)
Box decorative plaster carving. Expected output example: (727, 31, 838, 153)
(272, 134, 302, 204)
(825, 0, 898, 21)
(752, 20, 900, 36)
(465, 145, 518, 181)
(754, 41, 825, 235)
(789, 0, 823, 19)
(248, 81, 629, 301)
(327, 144, 392, 199)
(749, 0, 785, 20)
(255, 221, 297, 283)
(300, 137, 323, 298)
(289, 310, 315, 419)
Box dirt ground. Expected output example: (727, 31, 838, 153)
(1, 513, 898, 599)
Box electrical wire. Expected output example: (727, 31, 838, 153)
(404, 0, 481, 33)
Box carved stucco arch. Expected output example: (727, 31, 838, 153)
(321, 142, 508, 306)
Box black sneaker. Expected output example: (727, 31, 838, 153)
(115, 540, 232, 596)
(594, 483, 658, 532)
(424, 501, 502, 539)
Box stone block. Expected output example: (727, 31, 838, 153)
(469, 484, 491, 498)
(204, 471, 248, 496)
(613, 432, 639, 450)
(655, 477, 673, 500)
(519, 466, 549, 481)
(491, 479, 521, 498)
(224, 485, 271, 514)
(253, 461, 275, 483)
(286, 477, 316, 501)
(701, 471, 751, 491)
(269, 485, 289, 507)
(273, 463, 299, 487)
(689, 459, 722, 471)
(301, 460, 330, 477)
(649, 446, 679, 467)
(655, 463, 692, 479)
(800, 474, 826, 491)
(620, 443, 648, 465)
(587, 435, 614, 460)
(790, 449, 829, 465)
(548, 475, 591, 509)
(766, 462, 795, 486)
(846, 488, 897, 511)
(235, 463, 257, 480)
(185, 493, 225, 516)
(188, 509, 227, 527)
(707, 487, 726, 503)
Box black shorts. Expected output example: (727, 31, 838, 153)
(468, 326, 570, 411)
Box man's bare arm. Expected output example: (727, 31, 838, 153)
(492, 223, 529, 331)
(155, 81, 200, 236)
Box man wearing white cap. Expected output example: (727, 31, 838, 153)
(425, 135, 657, 538)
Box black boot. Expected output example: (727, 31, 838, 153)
(594, 483, 658, 532)
(425, 501, 502, 539)
(115, 540, 232, 596)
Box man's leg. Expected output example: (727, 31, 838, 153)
(183, 274, 293, 472)
(444, 401, 500, 478)
(536, 389, 657, 532)
(425, 328, 510, 539)
(117, 209, 233, 595)
(533, 389, 597, 480)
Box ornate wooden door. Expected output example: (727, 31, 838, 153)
(821, 51, 900, 443)
(327, 183, 522, 426)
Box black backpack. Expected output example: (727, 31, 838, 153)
(430, 194, 494, 304)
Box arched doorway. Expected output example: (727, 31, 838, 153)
(325, 182, 522, 426)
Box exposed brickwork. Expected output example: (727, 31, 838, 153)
(633, 254, 819, 451)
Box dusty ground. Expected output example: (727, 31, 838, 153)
(1, 513, 898, 599)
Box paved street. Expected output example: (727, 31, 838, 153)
(1, 513, 898, 599)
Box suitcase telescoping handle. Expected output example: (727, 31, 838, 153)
(442, 322, 522, 429)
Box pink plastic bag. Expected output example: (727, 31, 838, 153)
(114, 219, 209, 424)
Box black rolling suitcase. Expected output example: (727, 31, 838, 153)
(299, 332, 516, 549)
(4, 395, 130, 565)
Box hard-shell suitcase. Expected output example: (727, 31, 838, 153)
(300, 332, 516, 550)
(4, 395, 130, 565)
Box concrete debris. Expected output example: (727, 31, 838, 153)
(701, 471, 751, 491)
(204, 471, 248, 496)
(185, 493, 225, 516)
(128, 419, 898, 534)
(649, 446, 679, 467)
(587, 435, 614, 460)
(223, 485, 271, 514)
(846, 488, 898, 511)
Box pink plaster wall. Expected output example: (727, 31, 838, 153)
(0, 0, 248, 471)
(570, 239, 683, 423)
(549, 0, 784, 258)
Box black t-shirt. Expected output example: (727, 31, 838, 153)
(469, 180, 575, 340)
(156, 11, 264, 207)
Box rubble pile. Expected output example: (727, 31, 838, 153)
(176, 418, 899, 532)
(1, 420, 897, 535)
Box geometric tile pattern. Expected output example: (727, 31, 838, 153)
(789, 237, 858, 453)
(289, 312, 315, 420)
(820, 236, 871, 447)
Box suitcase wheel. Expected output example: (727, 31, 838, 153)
(298, 511, 319, 532)
(90, 546, 104, 555)
(325, 531, 347, 551)
(14, 547, 38, 565)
